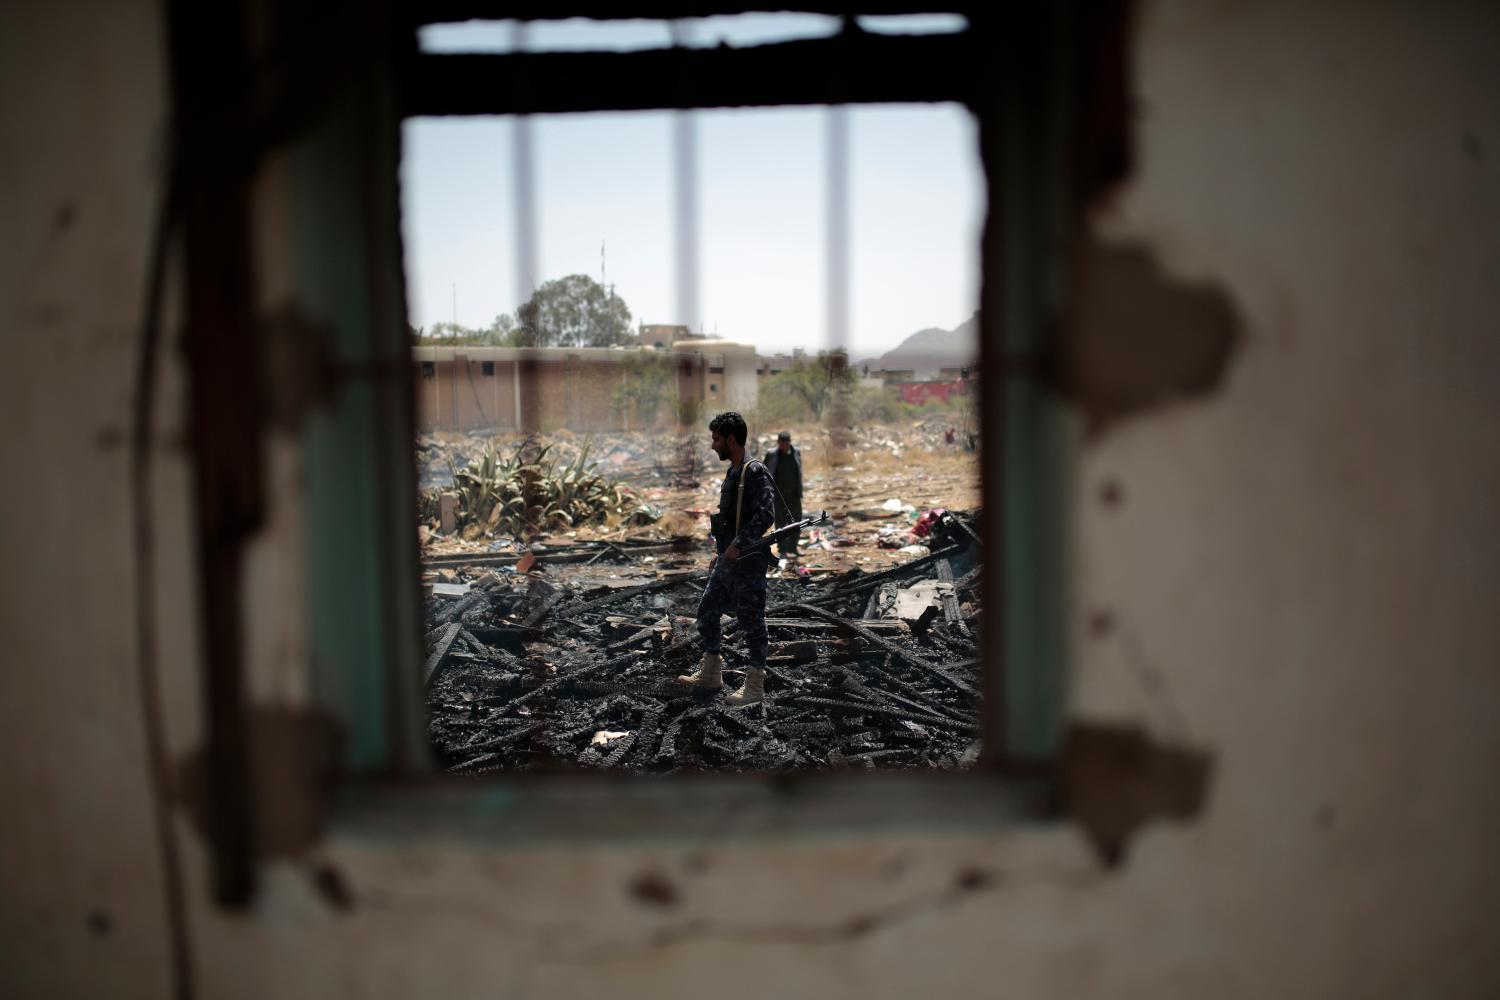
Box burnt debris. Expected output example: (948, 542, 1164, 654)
(425, 511, 985, 774)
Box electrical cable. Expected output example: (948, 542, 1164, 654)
(129, 144, 197, 999)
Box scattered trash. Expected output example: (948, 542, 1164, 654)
(431, 582, 471, 598)
(912, 508, 947, 538)
(591, 730, 632, 746)
(881, 498, 904, 511)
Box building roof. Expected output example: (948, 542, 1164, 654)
(412, 341, 756, 362)
(670, 339, 756, 352)
(412, 345, 650, 363)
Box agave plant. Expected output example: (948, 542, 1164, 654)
(435, 434, 648, 537)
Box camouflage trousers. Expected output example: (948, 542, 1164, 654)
(697, 558, 769, 667)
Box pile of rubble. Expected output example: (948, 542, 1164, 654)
(424, 512, 984, 773)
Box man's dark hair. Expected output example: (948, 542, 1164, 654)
(709, 411, 748, 446)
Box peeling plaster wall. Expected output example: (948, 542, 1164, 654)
(3, 2, 1500, 998)
(0, 3, 176, 998)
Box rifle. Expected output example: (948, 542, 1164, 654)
(710, 510, 830, 580)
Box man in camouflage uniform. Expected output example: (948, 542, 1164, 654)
(677, 411, 774, 705)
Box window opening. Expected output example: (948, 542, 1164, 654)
(406, 83, 988, 774)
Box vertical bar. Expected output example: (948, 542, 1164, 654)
(512, 22, 538, 307)
(673, 110, 700, 335)
(824, 105, 850, 351)
(823, 102, 852, 502)
(671, 20, 701, 339)
(513, 113, 538, 304)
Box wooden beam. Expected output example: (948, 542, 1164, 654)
(404, 31, 977, 116)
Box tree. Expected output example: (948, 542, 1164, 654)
(612, 351, 673, 429)
(480, 312, 520, 346)
(415, 321, 483, 344)
(515, 274, 633, 348)
(766, 350, 856, 420)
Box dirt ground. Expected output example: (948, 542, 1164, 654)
(420, 418, 981, 579)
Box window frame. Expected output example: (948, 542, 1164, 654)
(288, 5, 1084, 844)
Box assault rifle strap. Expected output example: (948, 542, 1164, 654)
(734, 460, 765, 538)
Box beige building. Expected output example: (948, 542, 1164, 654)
(412, 341, 758, 432)
(672, 338, 758, 416)
(637, 323, 690, 348)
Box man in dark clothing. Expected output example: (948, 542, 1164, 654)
(763, 431, 804, 563)
(677, 411, 775, 705)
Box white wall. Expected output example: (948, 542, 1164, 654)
(2, 1, 1499, 997)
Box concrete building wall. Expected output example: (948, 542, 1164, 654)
(3, 2, 1500, 999)
(674, 340, 759, 417)
(412, 349, 692, 433)
(413, 358, 519, 432)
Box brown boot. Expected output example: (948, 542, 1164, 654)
(676, 651, 723, 689)
(725, 666, 765, 706)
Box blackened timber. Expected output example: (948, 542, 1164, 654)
(451, 721, 548, 762)
(406, 33, 976, 117)
(935, 558, 968, 635)
(424, 623, 463, 687)
(423, 539, 682, 569)
(816, 544, 964, 598)
(601, 732, 637, 767)
(782, 696, 980, 733)
(519, 587, 566, 628)
(435, 590, 485, 625)
(868, 683, 967, 726)
(942, 511, 985, 551)
(603, 625, 658, 655)
(936, 559, 957, 615)
(792, 603, 978, 698)
(764, 617, 907, 633)
(554, 572, 707, 618)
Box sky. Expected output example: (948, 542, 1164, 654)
(401, 15, 984, 359)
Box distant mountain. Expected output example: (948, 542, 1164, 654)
(874, 313, 978, 377)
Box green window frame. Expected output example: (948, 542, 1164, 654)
(288, 6, 1093, 837)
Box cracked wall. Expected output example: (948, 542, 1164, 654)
(3, 1, 1500, 998)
